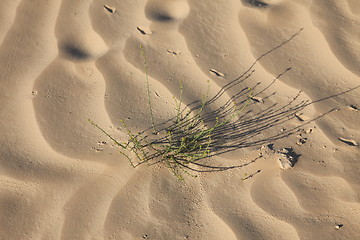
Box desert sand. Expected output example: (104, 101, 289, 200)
(1, 0, 360, 239)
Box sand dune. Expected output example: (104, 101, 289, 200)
(1, 0, 360, 239)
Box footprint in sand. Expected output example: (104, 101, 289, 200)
(145, 0, 190, 22)
(56, 2, 108, 61)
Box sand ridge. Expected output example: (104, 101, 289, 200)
(1, 0, 360, 239)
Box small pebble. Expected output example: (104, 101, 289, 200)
(335, 224, 343, 230)
(104, 5, 116, 13)
(250, 96, 264, 103)
(210, 68, 225, 77)
(339, 137, 358, 146)
(305, 128, 314, 134)
(296, 138, 307, 146)
(348, 105, 359, 111)
(137, 26, 152, 35)
(294, 113, 310, 122)
(167, 49, 181, 55)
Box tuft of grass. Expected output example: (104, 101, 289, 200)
(89, 79, 253, 180)
(89, 44, 255, 179)
(89, 29, 333, 180)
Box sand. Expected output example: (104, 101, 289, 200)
(1, 0, 360, 239)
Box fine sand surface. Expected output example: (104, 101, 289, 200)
(1, 0, 360, 239)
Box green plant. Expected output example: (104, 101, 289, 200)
(90, 29, 320, 179)
(89, 77, 253, 180)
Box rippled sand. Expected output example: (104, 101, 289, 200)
(1, 0, 360, 239)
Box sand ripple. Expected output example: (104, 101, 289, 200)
(1, 0, 359, 239)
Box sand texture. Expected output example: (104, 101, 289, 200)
(1, 0, 360, 239)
